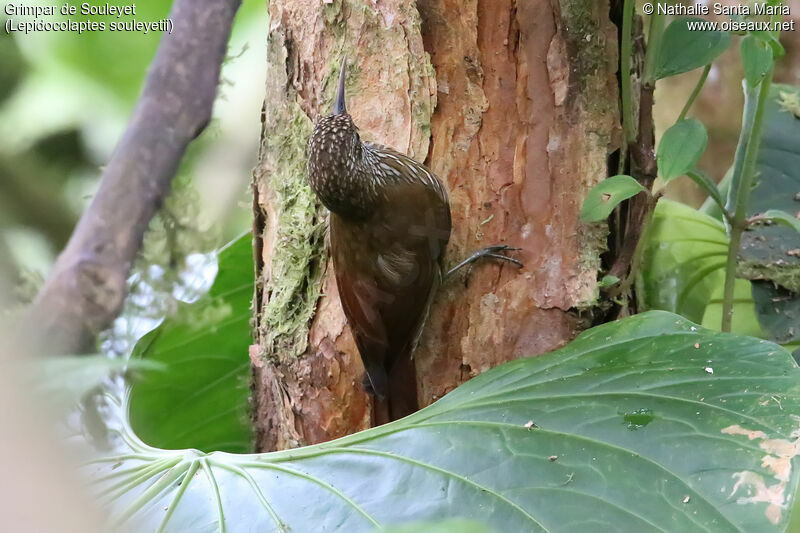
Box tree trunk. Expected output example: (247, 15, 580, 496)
(251, 0, 620, 452)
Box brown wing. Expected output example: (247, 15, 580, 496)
(366, 142, 450, 212)
(330, 176, 450, 399)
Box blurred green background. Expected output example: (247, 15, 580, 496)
(0, 0, 268, 290)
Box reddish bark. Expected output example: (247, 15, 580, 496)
(252, 0, 619, 450)
(414, 0, 619, 403)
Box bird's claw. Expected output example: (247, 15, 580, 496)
(481, 245, 523, 267)
(444, 244, 524, 281)
(484, 252, 523, 268)
(484, 244, 521, 253)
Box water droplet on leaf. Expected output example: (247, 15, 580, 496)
(623, 408, 655, 430)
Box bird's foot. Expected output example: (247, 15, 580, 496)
(444, 244, 523, 282)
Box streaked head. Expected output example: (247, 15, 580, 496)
(309, 56, 361, 165)
(307, 56, 367, 216)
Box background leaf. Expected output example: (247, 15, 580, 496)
(641, 200, 775, 339)
(658, 119, 708, 181)
(641, 199, 728, 323)
(580, 175, 645, 222)
(33, 355, 159, 412)
(752, 281, 800, 344)
(701, 279, 765, 338)
(739, 84, 800, 291)
(760, 209, 800, 235)
(128, 233, 253, 453)
(751, 29, 785, 58)
(738, 84, 800, 343)
(89, 312, 800, 532)
(741, 35, 773, 89)
(655, 18, 731, 79)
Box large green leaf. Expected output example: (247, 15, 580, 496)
(641, 199, 772, 338)
(128, 233, 253, 453)
(701, 279, 765, 338)
(641, 199, 729, 323)
(380, 520, 492, 533)
(87, 312, 800, 532)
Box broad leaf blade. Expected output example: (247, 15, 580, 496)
(380, 520, 493, 533)
(642, 200, 770, 337)
(641, 199, 729, 322)
(656, 18, 730, 79)
(658, 119, 708, 181)
(580, 175, 645, 222)
(89, 312, 800, 532)
(128, 233, 254, 453)
(739, 84, 800, 343)
(702, 279, 765, 338)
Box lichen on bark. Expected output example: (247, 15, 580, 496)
(554, 0, 621, 307)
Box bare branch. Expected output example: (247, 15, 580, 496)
(25, 0, 241, 355)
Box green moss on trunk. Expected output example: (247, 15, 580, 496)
(255, 32, 328, 361)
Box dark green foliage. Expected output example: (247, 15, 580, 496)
(129, 233, 253, 453)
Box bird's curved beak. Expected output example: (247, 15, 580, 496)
(333, 56, 347, 115)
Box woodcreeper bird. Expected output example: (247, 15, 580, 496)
(307, 58, 520, 423)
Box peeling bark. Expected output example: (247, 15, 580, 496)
(252, 0, 619, 450)
(414, 0, 619, 403)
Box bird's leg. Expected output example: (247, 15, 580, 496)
(444, 245, 523, 282)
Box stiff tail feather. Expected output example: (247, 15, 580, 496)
(363, 354, 418, 425)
